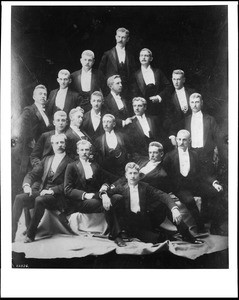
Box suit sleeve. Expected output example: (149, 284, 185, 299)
(147, 184, 176, 210)
(98, 52, 108, 76)
(30, 133, 46, 167)
(23, 160, 44, 186)
(64, 164, 85, 200)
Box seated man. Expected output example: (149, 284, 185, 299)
(95, 114, 131, 177)
(163, 129, 226, 235)
(30, 110, 68, 167)
(46, 69, 81, 124)
(70, 50, 107, 112)
(12, 134, 73, 243)
(81, 91, 107, 141)
(64, 139, 118, 237)
(102, 162, 203, 246)
(113, 141, 170, 192)
(65, 106, 92, 160)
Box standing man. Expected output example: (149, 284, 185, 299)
(81, 91, 107, 141)
(126, 97, 170, 158)
(46, 69, 81, 124)
(12, 134, 73, 243)
(131, 48, 171, 117)
(165, 69, 196, 136)
(70, 50, 107, 112)
(99, 27, 136, 99)
(12, 84, 52, 176)
(104, 75, 133, 126)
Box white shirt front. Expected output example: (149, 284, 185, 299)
(90, 109, 101, 131)
(116, 45, 126, 63)
(136, 114, 150, 138)
(35, 102, 50, 127)
(80, 158, 93, 179)
(81, 69, 92, 92)
(178, 148, 190, 177)
(175, 87, 188, 113)
(55, 87, 68, 110)
(140, 161, 160, 175)
(105, 130, 118, 149)
(141, 65, 155, 85)
(111, 91, 124, 110)
(129, 184, 140, 213)
(51, 152, 66, 173)
(70, 125, 86, 138)
(191, 111, 204, 148)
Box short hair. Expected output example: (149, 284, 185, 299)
(149, 141, 164, 151)
(107, 75, 121, 88)
(177, 129, 191, 139)
(140, 48, 153, 57)
(69, 106, 84, 121)
(116, 27, 129, 37)
(132, 97, 147, 106)
(33, 84, 47, 94)
(81, 50, 95, 59)
(90, 91, 104, 101)
(57, 69, 71, 78)
(51, 133, 67, 143)
(189, 93, 202, 102)
(172, 69, 185, 77)
(102, 114, 116, 122)
(53, 110, 67, 120)
(125, 162, 140, 173)
(76, 139, 92, 150)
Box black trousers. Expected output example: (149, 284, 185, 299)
(111, 194, 190, 244)
(12, 192, 62, 241)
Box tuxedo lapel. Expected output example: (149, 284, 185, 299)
(138, 183, 146, 212)
(203, 113, 209, 146)
(137, 70, 146, 95)
(124, 183, 131, 212)
(173, 92, 181, 112)
(33, 104, 43, 122)
(63, 90, 72, 112)
(133, 117, 145, 136)
(41, 155, 54, 187)
(76, 160, 86, 184)
(110, 48, 118, 71)
(77, 70, 83, 91)
(52, 155, 69, 180)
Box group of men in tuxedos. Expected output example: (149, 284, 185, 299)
(12, 27, 227, 247)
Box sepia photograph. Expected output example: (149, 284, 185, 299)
(1, 1, 238, 298)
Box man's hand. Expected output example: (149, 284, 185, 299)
(102, 194, 112, 211)
(169, 135, 177, 146)
(149, 95, 162, 103)
(40, 189, 54, 196)
(84, 193, 95, 200)
(212, 182, 223, 192)
(99, 184, 109, 193)
(124, 117, 134, 126)
(23, 185, 32, 196)
(172, 208, 182, 225)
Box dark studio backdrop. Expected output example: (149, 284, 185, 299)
(9, 4, 230, 270)
(11, 5, 228, 124)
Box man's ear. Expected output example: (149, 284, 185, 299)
(160, 151, 164, 158)
(150, 56, 153, 62)
(113, 122, 116, 128)
(68, 78, 72, 84)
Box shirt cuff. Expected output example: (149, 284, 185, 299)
(82, 192, 86, 200)
(22, 183, 30, 188)
(171, 206, 179, 212)
(212, 180, 219, 186)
